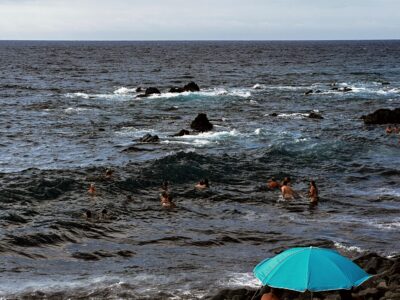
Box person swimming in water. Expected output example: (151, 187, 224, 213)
(88, 183, 96, 195)
(195, 178, 209, 189)
(160, 191, 176, 208)
(308, 180, 319, 204)
(101, 208, 108, 219)
(104, 169, 114, 179)
(386, 125, 393, 134)
(267, 177, 280, 190)
(85, 210, 92, 220)
(280, 179, 297, 200)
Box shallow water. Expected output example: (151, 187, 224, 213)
(0, 41, 399, 299)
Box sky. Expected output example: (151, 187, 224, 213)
(0, 0, 399, 40)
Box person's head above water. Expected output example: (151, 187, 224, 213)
(86, 210, 92, 219)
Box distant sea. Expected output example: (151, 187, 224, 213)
(0, 40, 399, 299)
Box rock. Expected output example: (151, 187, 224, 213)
(331, 87, 339, 91)
(339, 87, 352, 92)
(308, 112, 324, 119)
(315, 90, 322, 93)
(183, 81, 200, 92)
(139, 134, 160, 143)
(190, 113, 213, 132)
(172, 129, 190, 137)
(136, 87, 161, 98)
(145, 87, 161, 95)
(304, 89, 313, 95)
(380, 81, 390, 85)
(356, 287, 379, 297)
(362, 108, 400, 125)
(169, 87, 185, 93)
(270, 113, 278, 117)
(354, 252, 394, 274)
(135, 87, 143, 92)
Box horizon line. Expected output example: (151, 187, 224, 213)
(0, 38, 399, 42)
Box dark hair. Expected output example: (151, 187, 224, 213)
(102, 208, 108, 215)
(271, 176, 276, 181)
(282, 179, 288, 186)
(310, 180, 318, 193)
(86, 210, 92, 218)
(204, 178, 209, 187)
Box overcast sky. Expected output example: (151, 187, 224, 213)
(0, 0, 399, 40)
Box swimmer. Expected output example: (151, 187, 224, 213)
(308, 180, 319, 204)
(267, 177, 280, 190)
(88, 183, 96, 195)
(280, 179, 297, 200)
(195, 178, 209, 189)
(160, 191, 176, 209)
(386, 125, 393, 134)
(126, 195, 133, 202)
(105, 169, 114, 179)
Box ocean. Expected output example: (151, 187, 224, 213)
(0, 40, 399, 299)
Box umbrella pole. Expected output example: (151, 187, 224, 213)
(310, 291, 313, 300)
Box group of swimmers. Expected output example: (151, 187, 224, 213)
(386, 125, 400, 134)
(267, 176, 319, 204)
(86, 168, 318, 212)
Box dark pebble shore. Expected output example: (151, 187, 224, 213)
(207, 253, 400, 300)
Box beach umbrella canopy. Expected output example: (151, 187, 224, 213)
(253, 247, 372, 292)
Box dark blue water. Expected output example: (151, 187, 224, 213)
(0, 41, 399, 299)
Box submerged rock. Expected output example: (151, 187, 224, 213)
(308, 112, 324, 119)
(172, 129, 190, 137)
(190, 113, 213, 132)
(139, 134, 160, 143)
(362, 108, 400, 124)
(304, 89, 313, 95)
(136, 87, 161, 98)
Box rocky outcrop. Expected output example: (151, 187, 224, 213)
(139, 134, 160, 143)
(362, 108, 400, 125)
(308, 112, 324, 119)
(172, 129, 190, 137)
(136, 87, 161, 98)
(304, 90, 313, 95)
(205, 253, 400, 300)
(183, 81, 200, 92)
(190, 113, 213, 132)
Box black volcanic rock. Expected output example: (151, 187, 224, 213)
(183, 81, 200, 92)
(304, 89, 313, 95)
(136, 87, 161, 98)
(172, 129, 190, 137)
(308, 112, 324, 119)
(362, 108, 400, 125)
(190, 113, 213, 132)
(139, 134, 160, 143)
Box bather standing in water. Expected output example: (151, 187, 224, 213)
(160, 191, 176, 208)
(88, 183, 96, 195)
(267, 177, 280, 190)
(195, 178, 210, 189)
(280, 179, 297, 200)
(308, 180, 319, 204)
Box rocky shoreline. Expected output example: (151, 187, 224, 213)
(207, 253, 400, 300)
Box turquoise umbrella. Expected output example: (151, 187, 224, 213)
(253, 247, 371, 293)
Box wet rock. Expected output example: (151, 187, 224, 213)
(190, 113, 213, 132)
(304, 89, 313, 95)
(339, 87, 352, 92)
(121, 146, 155, 152)
(135, 87, 143, 92)
(331, 87, 339, 91)
(362, 108, 400, 125)
(270, 112, 278, 117)
(308, 112, 324, 119)
(183, 81, 200, 92)
(169, 87, 185, 93)
(98, 128, 105, 131)
(315, 90, 322, 93)
(139, 134, 160, 143)
(172, 129, 190, 137)
(136, 87, 161, 98)
(117, 250, 135, 257)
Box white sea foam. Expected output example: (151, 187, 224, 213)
(64, 107, 89, 114)
(254, 128, 261, 135)
(146, 88, 251, 99)
(252, 83, 266, 90)
(274, 112, 309, 119)
(113, 87, 137, 94)
(334, 242, 364, 253)
(114, 127, 158, 138)
(219, 272, 261, 289)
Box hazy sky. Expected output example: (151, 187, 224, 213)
(0, 0, 399, 40)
